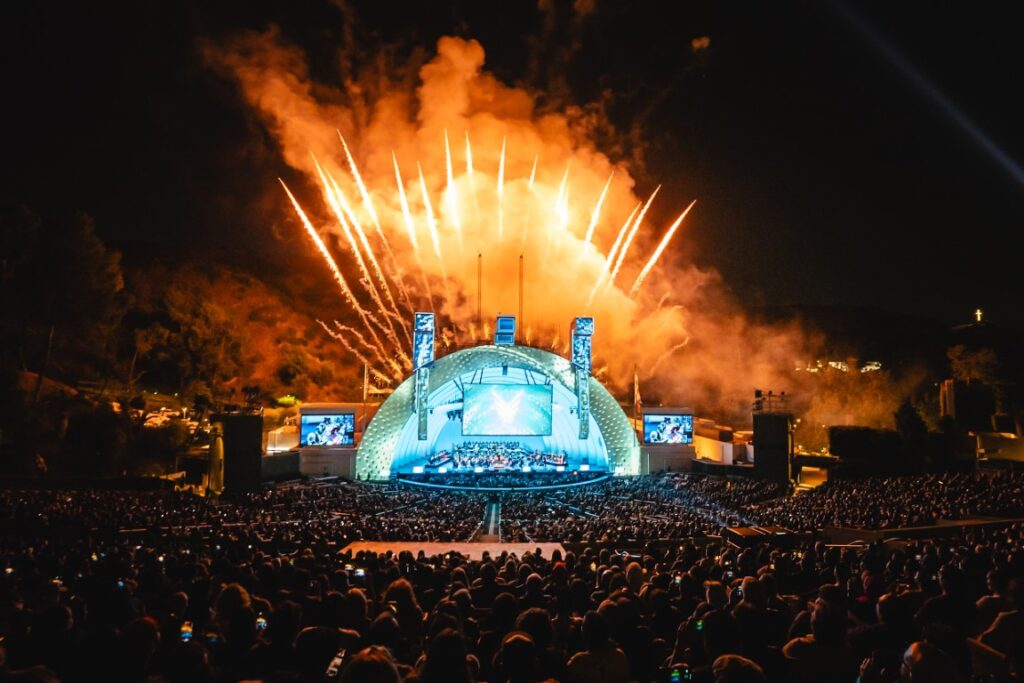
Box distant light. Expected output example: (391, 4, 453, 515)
(556, 466, 565, 472)
(412, 466, 424, 474)
(438, 466, 448, 474)
(580, 464, 590, 471)
(614, 465, 625, 475)
(474, 466, 484, 473)
(522, 465, 531, 472)
(378, 468, 390, 478)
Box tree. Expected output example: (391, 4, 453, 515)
(129, 280, 246, 398)
(894, 398, 928, 466)
(948, 345, 1000, 384)
(0, 209, 124, 400)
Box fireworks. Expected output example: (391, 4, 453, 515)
(283, 135, 696, 382)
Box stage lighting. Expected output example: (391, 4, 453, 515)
(556, 466, 565, 472)
(580, 464, 590, 471)
(412, 466, 424, 474)
(438, 466, 448, 474)
(522, 465, 531, 472)
(474, 466, 484, 473)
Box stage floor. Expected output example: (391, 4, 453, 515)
(341, 541, 567, 561)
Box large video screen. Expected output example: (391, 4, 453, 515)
(300, 414, 355, 446)
(643, 414, 693, 444)
(462, 384, 553, 436)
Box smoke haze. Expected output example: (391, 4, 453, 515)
(205, 30, 819, 423)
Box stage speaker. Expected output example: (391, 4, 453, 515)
(214, 414, 264, 493)
(753, 413, 793, 483)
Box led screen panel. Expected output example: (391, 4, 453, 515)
(300, 414, 355, 446)
(462, 384, 553, 436)
(643, 414, 693, 444)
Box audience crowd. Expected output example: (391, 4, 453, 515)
(745, 472, 1024, 531)
(1, 469, 1023, 682)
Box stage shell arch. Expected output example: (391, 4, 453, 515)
(356, 345, 640, 479)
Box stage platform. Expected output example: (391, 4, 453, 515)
(341, 541, 566, 561)
(395, 473, 608, 492)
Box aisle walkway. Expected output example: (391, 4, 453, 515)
(477, 501, 501, 542)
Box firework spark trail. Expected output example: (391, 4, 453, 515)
(655, 290, 672, 313)
(318, 320, 401, 382)
(367, 367, 394, 384)
(497, 136, 506, 241)
(337, 131, 415, 314)
(280, 179, 392, 359)
(335, 321, 407, 377)
(465, 130, 482, 228)
(603, 202, 641, 271)
(528, 155, 538, 189)
(440, 327, 454, 349)
(443, 130, 463, 251)
(605, 185, 661, 291)
(391, 153, 419, 252)
(650, 337, 690, 376)
(417, 162, 452, 304)
(578, 171, 614, 264)
(325, 168, 410, 335)
(392, 153, 436, 313)
(630, 199, 697, 296)
(322, 167, 411, 348)
(312, 156, 395, 329)
(325, 169, 398, 309)
(552, 161, 571, 240)
(316, 319, 374, 368)
(587, 202, 640, 305)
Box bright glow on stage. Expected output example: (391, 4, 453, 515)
(356, 344, 641, 480)
(462, 384, 553, 436)
(389, 363, 609, 475)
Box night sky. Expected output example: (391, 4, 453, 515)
(3, 0, 1022, 327)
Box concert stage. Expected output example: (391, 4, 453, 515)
(341, 541, 567, 561)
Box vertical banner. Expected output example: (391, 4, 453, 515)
(571, 317, 594, 440)
(416, 367, 430, 440)
(413, 313, 436, 369)
(413, 312, 435, 440)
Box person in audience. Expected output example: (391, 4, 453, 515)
(0, 470, 1022, 682)
(565, 611, 629, 683)
(339, 646, 403, 683)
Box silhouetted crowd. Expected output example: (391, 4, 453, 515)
(745, 472, 1024, 531)
(1, 470, 1024, 682)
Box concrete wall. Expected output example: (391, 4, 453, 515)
(261, 451, 300, 479)
(299, 448, 358, 478)
(694, 434, 733, 464)
(643, 444, 696, 473)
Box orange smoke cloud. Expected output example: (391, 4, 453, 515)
(205, 31, 818, 422)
